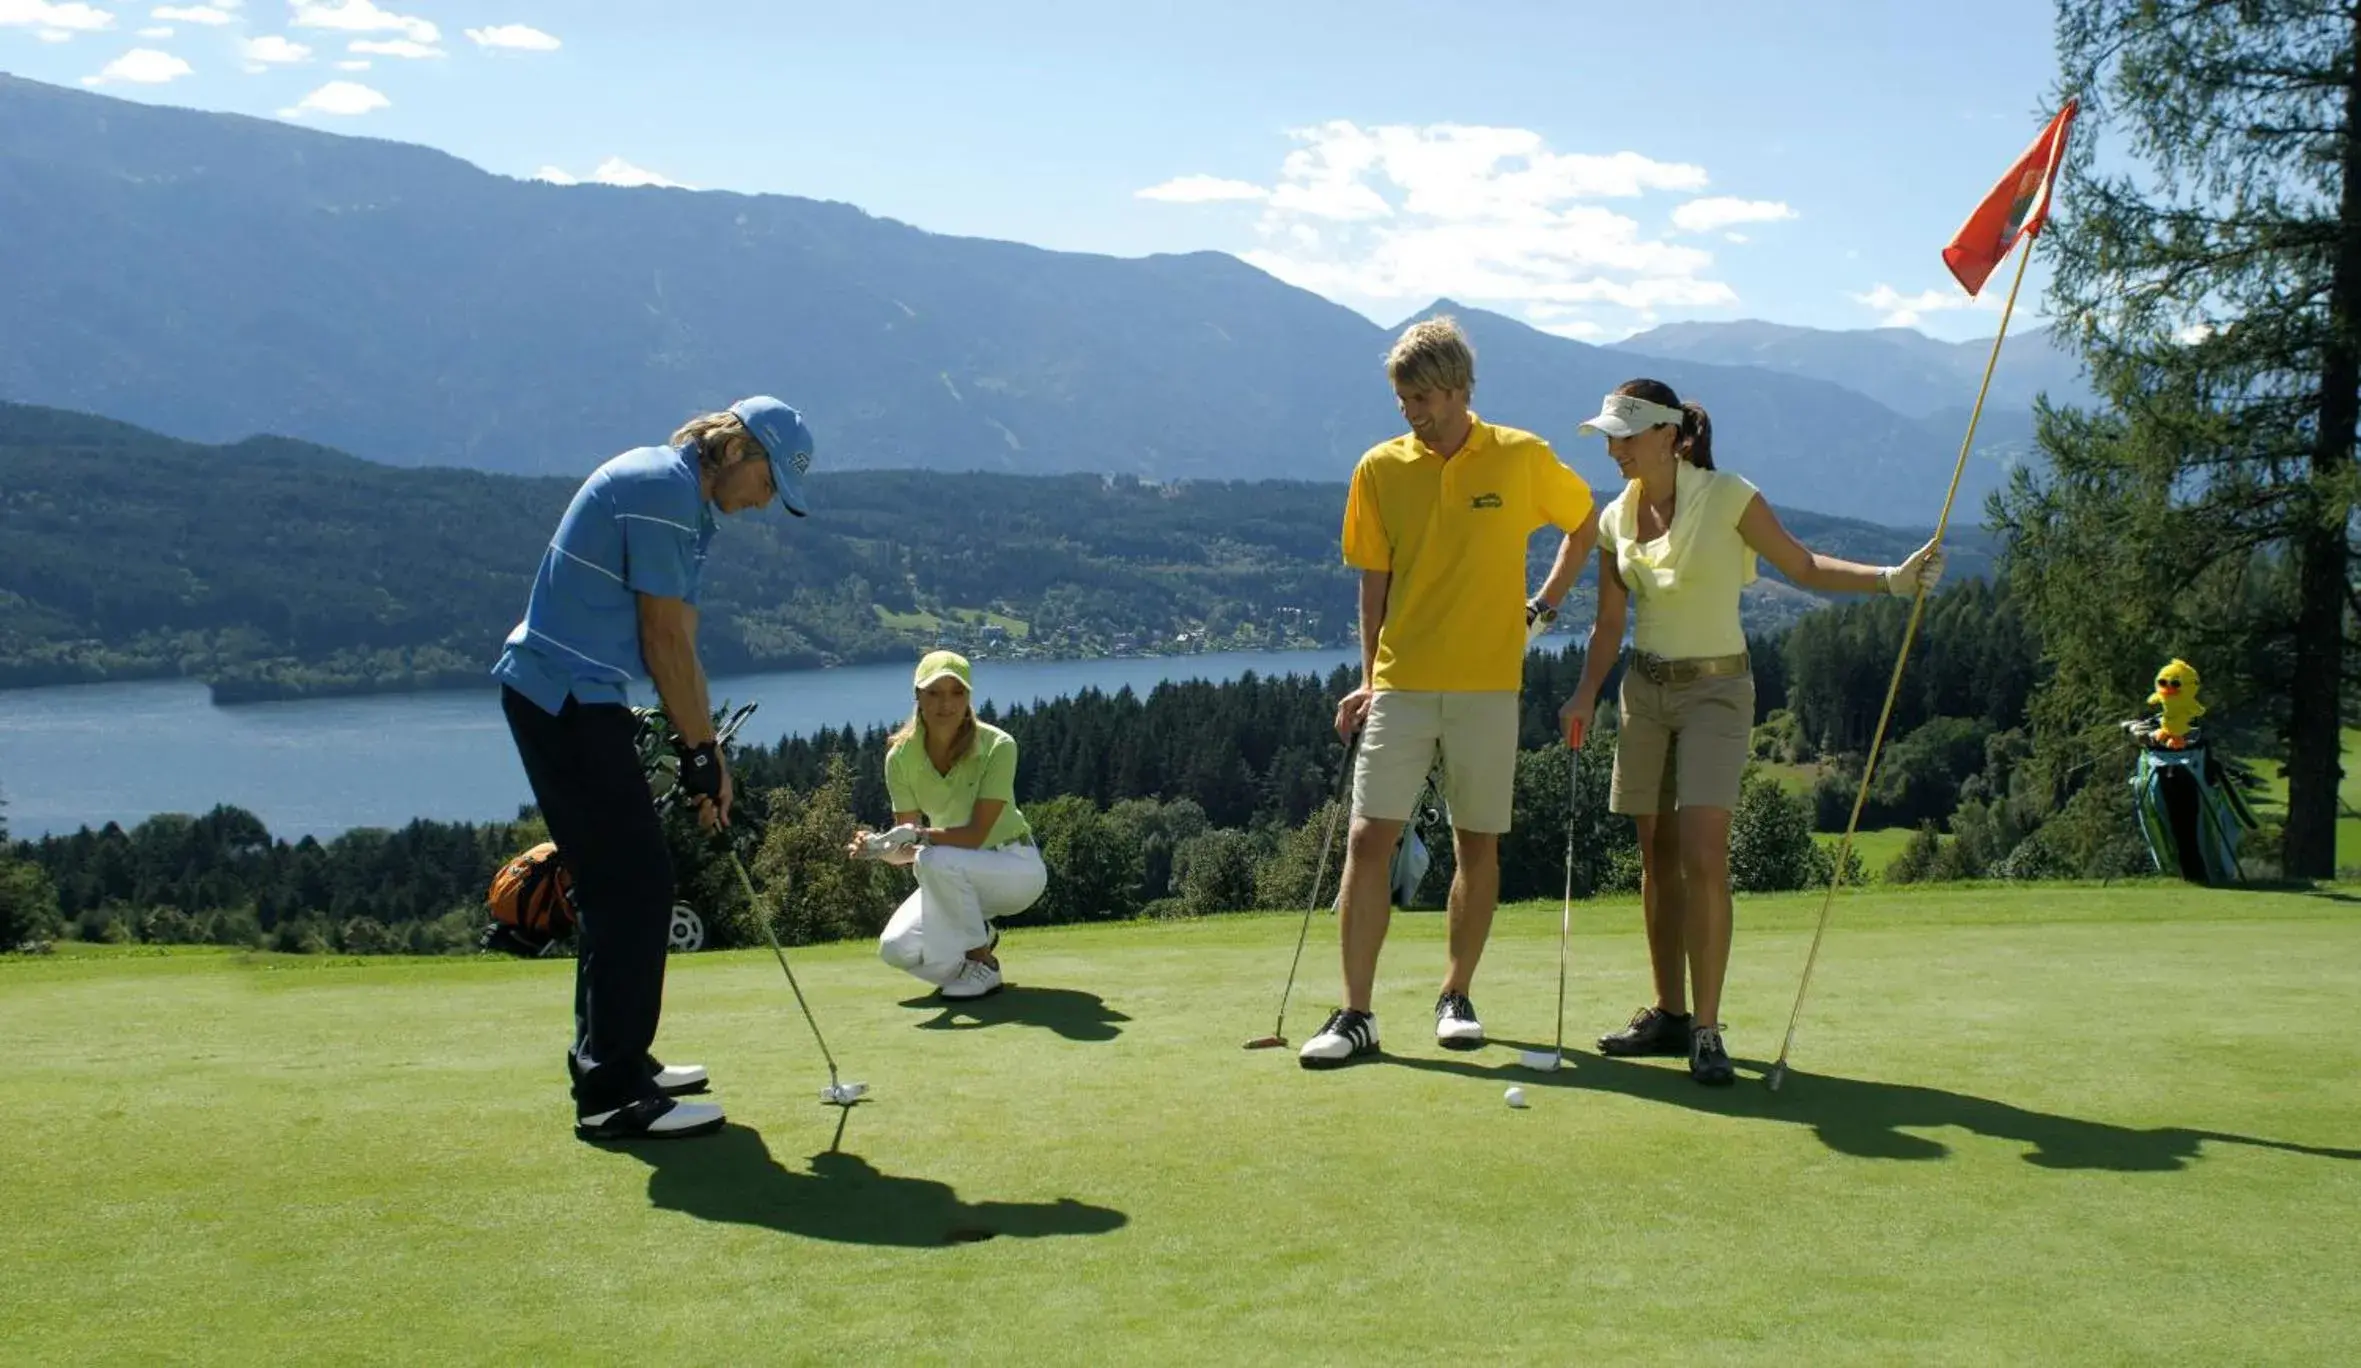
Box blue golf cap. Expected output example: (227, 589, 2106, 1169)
(728, 395, 815, 517)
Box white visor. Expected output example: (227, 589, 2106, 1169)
(1576, 394, 1687, 439)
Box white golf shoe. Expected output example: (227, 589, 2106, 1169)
(939, 959, 1004, 999)
(1298, 1008, 1380, 1068)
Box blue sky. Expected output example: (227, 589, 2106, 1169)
(2, 0, 2072, 343)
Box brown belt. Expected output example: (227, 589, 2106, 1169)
(1632, 651, 1753, 686)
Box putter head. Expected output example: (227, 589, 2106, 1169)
(822, 1081, 869, 1106)
(1242, 1035, 1287, 1050)
(1517, 1049, 1562, 1072)
(1765, 1063, 1788, 1093)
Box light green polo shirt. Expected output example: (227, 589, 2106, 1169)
(885, 722, 1033, 848)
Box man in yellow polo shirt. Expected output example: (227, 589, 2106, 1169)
(1301, 316, 1599, 1068)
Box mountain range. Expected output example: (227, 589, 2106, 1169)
(0, 74, 2089, 524)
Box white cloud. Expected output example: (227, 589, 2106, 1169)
(278, 78, 386, 116)
(1149, 121, 1736, 333)
(1671, 196, 1797, 233)
(533, 157, 692, 189)
(80, 45, 191, 83)
(40, 26, 72, 37)
(333, 55, 363, 67)
(2175, 322, 2214, 345)
(1851, 282, 2000, 327)
(291, 0, 433, 43)
(348, 36, 437, 56)
(2, 2, 115, 34)
(465, 22, 556, 50)
(136, 23, 168, 34)
(1135, 174, 1269, 204)
(150, 4, 233, 22)
(242, 32, 306, 62)
(1724, 232, 1750, 244)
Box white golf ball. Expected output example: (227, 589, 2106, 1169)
(1504, 1086, 1528, 1109)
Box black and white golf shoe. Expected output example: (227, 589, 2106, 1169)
(575, 1095, 726, 1141)
(1298, 1008, 1380, 1069)
(1689, 1023, 1735, 1087)
(569, 1054, 710, 1098)
(1434, 991, 1485, 1050)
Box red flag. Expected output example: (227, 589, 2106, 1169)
(1942, 98, 2079, 296)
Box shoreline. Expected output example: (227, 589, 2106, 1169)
(0, 639, 1372, 709)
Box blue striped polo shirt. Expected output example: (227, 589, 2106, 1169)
(492, 444, 717, 714)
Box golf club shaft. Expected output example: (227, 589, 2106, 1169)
(729, 849, 843, 1084)
(1268, 729, 1361, 1039)
(1557, 746, 1575, 1057)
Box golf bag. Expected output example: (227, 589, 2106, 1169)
(1388, 765, 1452, 908)
(2127, 723, 2258, 886)
(481, 840, 577, 957)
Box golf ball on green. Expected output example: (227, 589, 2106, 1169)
(1504, 1086, 1528, 1108)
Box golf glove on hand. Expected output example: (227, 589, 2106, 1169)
(675, 741, 724, 802)
(1525, 597, 1558, 644)
(1881, 541, 1945, 598)
(857, 824, 923, 861)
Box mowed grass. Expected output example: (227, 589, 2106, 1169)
(6, 885, 2360, 1365)
(2251, 727, 2361, 871)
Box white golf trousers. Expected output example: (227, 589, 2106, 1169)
(878, 842, 1048, 986)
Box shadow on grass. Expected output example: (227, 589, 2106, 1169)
(596, 1122, 1129, 1246)
(897, 984, 1130, 1042)
(1390, 1045, 2361, 1171)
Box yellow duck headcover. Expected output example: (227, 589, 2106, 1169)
(2147, 657, 2206, 746)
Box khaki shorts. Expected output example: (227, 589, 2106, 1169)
(1611, 669, 1755, 815)
(1351, 690, 1519, 834)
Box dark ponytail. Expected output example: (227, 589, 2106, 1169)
(1678, 401, 1714, 470)
(1613, 378, 1715, 470)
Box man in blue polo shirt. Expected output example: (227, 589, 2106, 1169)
(494, 395, 814, 1142)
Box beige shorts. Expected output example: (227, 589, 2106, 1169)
(1351, 690, 1519, 834)
(1611, 669, 1755, 815)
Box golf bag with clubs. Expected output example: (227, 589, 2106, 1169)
(2126, 719, 2258, 886)
(1386, 763, 1453, 908)
(475, 700, 763, 958)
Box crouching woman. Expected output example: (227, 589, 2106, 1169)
(849, 650, 1045, 998)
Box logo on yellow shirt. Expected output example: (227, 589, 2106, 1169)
(1469, 492, 1502, 510)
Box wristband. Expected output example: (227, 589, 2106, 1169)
(676, 741, 723, 801)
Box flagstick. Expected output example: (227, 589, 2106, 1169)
(1765, 241, 2036, 1092)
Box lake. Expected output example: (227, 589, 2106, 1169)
(0, 648, 1363, 841)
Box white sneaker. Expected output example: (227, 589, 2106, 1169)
(1298, 1008, 1380, 1069)
(1434, 992, 1485, 1050)
(576, 1096, 725, 1141)
(652, 1062, 708, 1096)
(939, 959, 1004, 999)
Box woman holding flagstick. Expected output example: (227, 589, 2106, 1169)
(1557, 380, 1945, 1085)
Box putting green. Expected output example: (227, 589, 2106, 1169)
(4, 883, 2356, 1364)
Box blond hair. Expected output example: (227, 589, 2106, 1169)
(670, 410, 766, 476)
(1386, 317, 1475, 394)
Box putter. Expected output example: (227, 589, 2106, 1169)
(727, 848, 869, 1107)
(1244, 728, 1362, 1050)
(1520, 721, 1582, 1073)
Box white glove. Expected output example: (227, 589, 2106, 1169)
(1525, 597, 1558, 645)
(855, 824, 923, 861)
(1881, 540, 1945, 598)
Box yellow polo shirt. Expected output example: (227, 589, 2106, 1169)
(1341, 415, 1595, 693)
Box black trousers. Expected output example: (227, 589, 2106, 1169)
(501, 686, 675, 1115)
